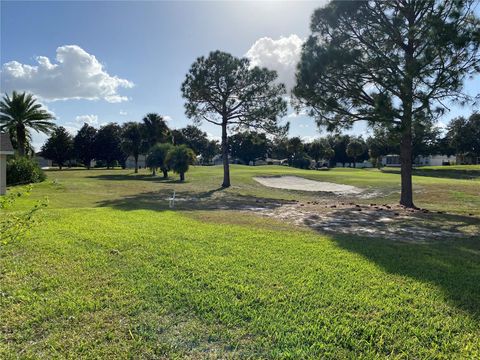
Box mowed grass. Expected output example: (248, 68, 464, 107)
(1, 166, 480, 358)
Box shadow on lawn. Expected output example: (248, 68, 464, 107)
(303, 206, 480, 238)
(329, 232, 480, 319)
(95, 187, 291, 212)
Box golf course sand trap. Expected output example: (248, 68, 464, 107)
(254, 176, 363, 194)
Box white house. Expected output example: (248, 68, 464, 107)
(1, 133, 15, 195)
(125, 154, 146, 169)
(381, 154, 456, 167)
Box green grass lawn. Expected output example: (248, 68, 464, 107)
(1, 166, 479, 358)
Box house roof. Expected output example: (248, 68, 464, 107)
(0, 133, 15, 154)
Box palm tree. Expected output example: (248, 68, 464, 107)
(121, 122, 145, 173)
(142, 113, 170, 148)
(166, 145, 196, 181)
(0, 91, 56, 156)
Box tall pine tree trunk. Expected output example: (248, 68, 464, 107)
(400, 122, 414, 208)
(221, 121, 230, 188)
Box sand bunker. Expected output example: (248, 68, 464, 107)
(254, 176, 362, 194)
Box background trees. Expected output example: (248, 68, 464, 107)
(166, 145, 196, 181)
(121, 122, 145, 173)
(41, 126, 74, 170)
(182, 50, 288, 187)
(446, 113, 480, 164)
(95, 123, 125, 169)
(74, 124, 97, 169)
(293, 0, 480, 207)
(0, 91, 55, 157)
(229, 132, 269, 164)
(346, 138, 367, 168)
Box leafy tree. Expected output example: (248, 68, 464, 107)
(326, 135, 351, 167)
(146, 143, 173, 177)
(6, 156, 46, 185)
(446, 113, 480, 163)
(41, 126, 74, 170)
(346, 138, 367, 167)
(229, 132, 269, 164)
(74, 123, 97, 169)
(202, 140, 220, 164)
(293, 0, 480, 207)
(306, 138, 335, 164)
(182, 50, 288, 187)
(166, 145, 196, 182)
(95, 123, 125, 169)
(142, 113, 170, 148)
(121, 122, 145, 173)
(0, 91, 55, 156)
(270, 137, 290, 159)
(287, 137, 305, 157)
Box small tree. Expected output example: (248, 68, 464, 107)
(74, 123, 97, 169)
(146, 143, 173, 177)
(182, 50, 288, 187)
(166, 145, 196, 182)
(229, 132, 269, 164)
(307, 139, 335, 164)
(121, 122, 145, 173)
(346, 138, 367, 168)
(41, 126, 74, 170)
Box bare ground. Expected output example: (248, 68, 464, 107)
(256, 201, 479, 242)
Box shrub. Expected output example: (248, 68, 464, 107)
(1, 186, 48, 245)
(166, 145, 196, 181)
(289, 152, 312, 169)
(6, 157, 46, 186)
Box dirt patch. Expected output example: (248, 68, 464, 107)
(254, 176, 363, 195)
(256, 202, 479, 243)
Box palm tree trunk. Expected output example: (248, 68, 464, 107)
(16, 124, 26, 157)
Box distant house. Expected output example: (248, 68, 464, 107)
(381, 154, 456, 167)
(34, 153, 53, 169)
(1, 133, 15, 195)
(125, 155, 146, 169)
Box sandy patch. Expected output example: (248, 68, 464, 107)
(254, 176, 362, 195)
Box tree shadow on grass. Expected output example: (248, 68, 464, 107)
(302, 206, 480, 240)
(327, 232, 480, 319)
(95, 187, 291, 212)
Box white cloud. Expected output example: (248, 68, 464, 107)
(245, 34, 304, 90)
(163, 115, 173, 122)
(75, 114, 98, 125)
(206, 132, 221, 142)
(1, 45, 134, 103)
(119, 110, 128, 116)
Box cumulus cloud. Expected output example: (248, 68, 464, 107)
(1, 45, 134, 103)
(75, 114, 98, 125)
(245, 34, 304, 90)
(119, 110, 128, 116)
(163, 115, 173, 122)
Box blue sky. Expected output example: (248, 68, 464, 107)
(1, 1, 478, 150)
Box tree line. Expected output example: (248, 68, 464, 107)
(2, 1, 479, 207)
(228, 113, 479, 169)
(38, 114, 221, 180)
